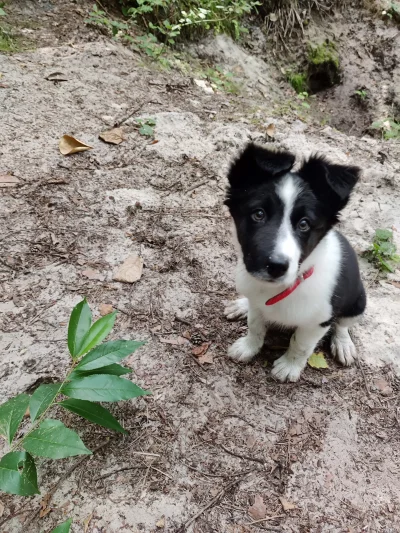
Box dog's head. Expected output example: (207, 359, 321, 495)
(225, 143, 360, 286)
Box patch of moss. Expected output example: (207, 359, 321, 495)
(0, 27, 14, 51)
(306, 40, 341, 92)
(307, 41, 339, 69)
(287, 71, 308, 93)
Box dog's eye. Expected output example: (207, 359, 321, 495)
(298, 218, 310, 232)
(251, 209, 266, 222)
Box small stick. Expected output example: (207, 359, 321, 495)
(185, 179, 209, 194)
(180, 472, 251, 531)
(130, 451, 160, 457)
(219, 444, 265, 465)
(246, 515, 285, 526)
(94, 466, 146, 482)
(357, 359, 371, 396)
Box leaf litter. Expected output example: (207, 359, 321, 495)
(59, 135, 92, 155)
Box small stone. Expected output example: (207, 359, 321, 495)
(113, 255, 143, 283)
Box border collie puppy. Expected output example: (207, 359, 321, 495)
(224, 143, 366, 382)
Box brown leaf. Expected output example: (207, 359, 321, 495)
(266, 123, 276, 137)
(279, 496, 296, 511)
(81, 269, 105, 281)
(248, 494, 267, 520)
(373, 377, 393, 396)
(182, 330, 191, 339)
(198, 352, 214, 365)
(113, 255, 143, 283)
(160, 336, 188, 346)
(84, 512, 93, 533)
(39, 508, 51, 518)
(99, 127, 125, 145)
(192, 342, 210, 357)
(0, 501, 4, 518)
(59, 135, 92, 155)
(99, 303, 113, 316)
(389, 281, 400, 289)
(45, 72, 69, 82)
(0, 174, 20, 188)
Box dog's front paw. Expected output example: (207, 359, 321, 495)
(271, 353, 304, 382)
(331, 333, 356, 366)
(224, 298, 249, 321)
(228, 336, 259, 363)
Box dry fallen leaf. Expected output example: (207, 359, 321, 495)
(99, 303, 113, 316)
(59, 135, 92, 155)
(99, 127, 125, 145)
(113, 255, 143, 283)
(84, 512, 93, 533)
(374, 377, 393, 396)
(389, 281, 400, 289)
(155, 517, 165, 528)
(182, 330, 191, 340)
(266, 123, 276, 137)
(308, 352, 329, 369)
(279, 496, 296, 511)
(160, 336, 188, 346)
(0, 174, 20, 188)
(248, 494, 267, 520)
(45, 72, 69, 82)
(81, 269, 105, 281)
(0, 501, 4, 518)
(198, 352, 214, 365)
(192, 342, 210, 357)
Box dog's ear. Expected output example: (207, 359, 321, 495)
(299, 155, 361, 212)
(227, 143, 295, 189)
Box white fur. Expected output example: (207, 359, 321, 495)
(274, 176, 302, 285)
(226, 228, 352, 382)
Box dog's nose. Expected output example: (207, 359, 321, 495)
(267, 256, 289, 278)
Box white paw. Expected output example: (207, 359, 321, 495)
(271, 353, 304, 382)
(228, 336, 259, 363)
(224, 298, 249, 321)
(331, 333, 357, 366)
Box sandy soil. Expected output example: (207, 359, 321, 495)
(1, 2, 400, 532)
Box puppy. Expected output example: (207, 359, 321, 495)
(224, 143, 366, 382)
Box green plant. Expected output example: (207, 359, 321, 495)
(371, 118, 400, 140)
(203, 65, 239, 93)
(123, 0, 260, 42)
(51, 519, 72, 533)
(363, 229, 400, 273)
(0, 299, 149, 496)
(86, 4, 129, 36)
(354, 89, 368, 100)
(136, 117, 156, 136)
(287, 71, 308, 93)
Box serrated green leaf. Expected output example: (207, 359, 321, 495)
(375, 229, 392, 242)
(139, 124, 154, 136)
(61, 375, 150, 402)
(68, 299, 92, 358)
(60, 399, 127, 434)
(23, 419, 91, 459)
(70, 363, 131, 380)
(50, 518, 72, 533)
(29, 383, 61, 422)
(75, 340, 144, 372)
(0, 394, 30, 445)
(0, 452, 39, 496)
(308, 352, 329, 369)
(76, 312, 117, 357)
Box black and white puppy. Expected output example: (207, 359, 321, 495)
(224, 143, 366, 382)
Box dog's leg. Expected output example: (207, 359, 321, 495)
(272, 324, 330, 382)
(331, 316, 359, 366)
(224, 297, 249, 321)
(228, 304, 266, 363)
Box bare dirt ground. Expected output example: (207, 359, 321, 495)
(1, 2, 400, 532)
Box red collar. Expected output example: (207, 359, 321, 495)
(265, 267, 314, 306)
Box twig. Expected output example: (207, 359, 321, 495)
(94, 465, 146, 482)
(357, 359, 371, 396)
(0, 508, 35, 529)
(246, 515, 285, 526)
(114, 101, 146, 127)
(179, 471, 251, 531)
(219, 444, 265, 465)
(185, 179, 210, 194)
(131, 451, 160, 457)
(223, 413, 255, 428)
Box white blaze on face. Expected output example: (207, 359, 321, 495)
(274, 175, 302, 282)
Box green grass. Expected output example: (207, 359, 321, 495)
(287, 71, 308, 93)
(0, 27, 14, 51)
(363, 229, 400, 273)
